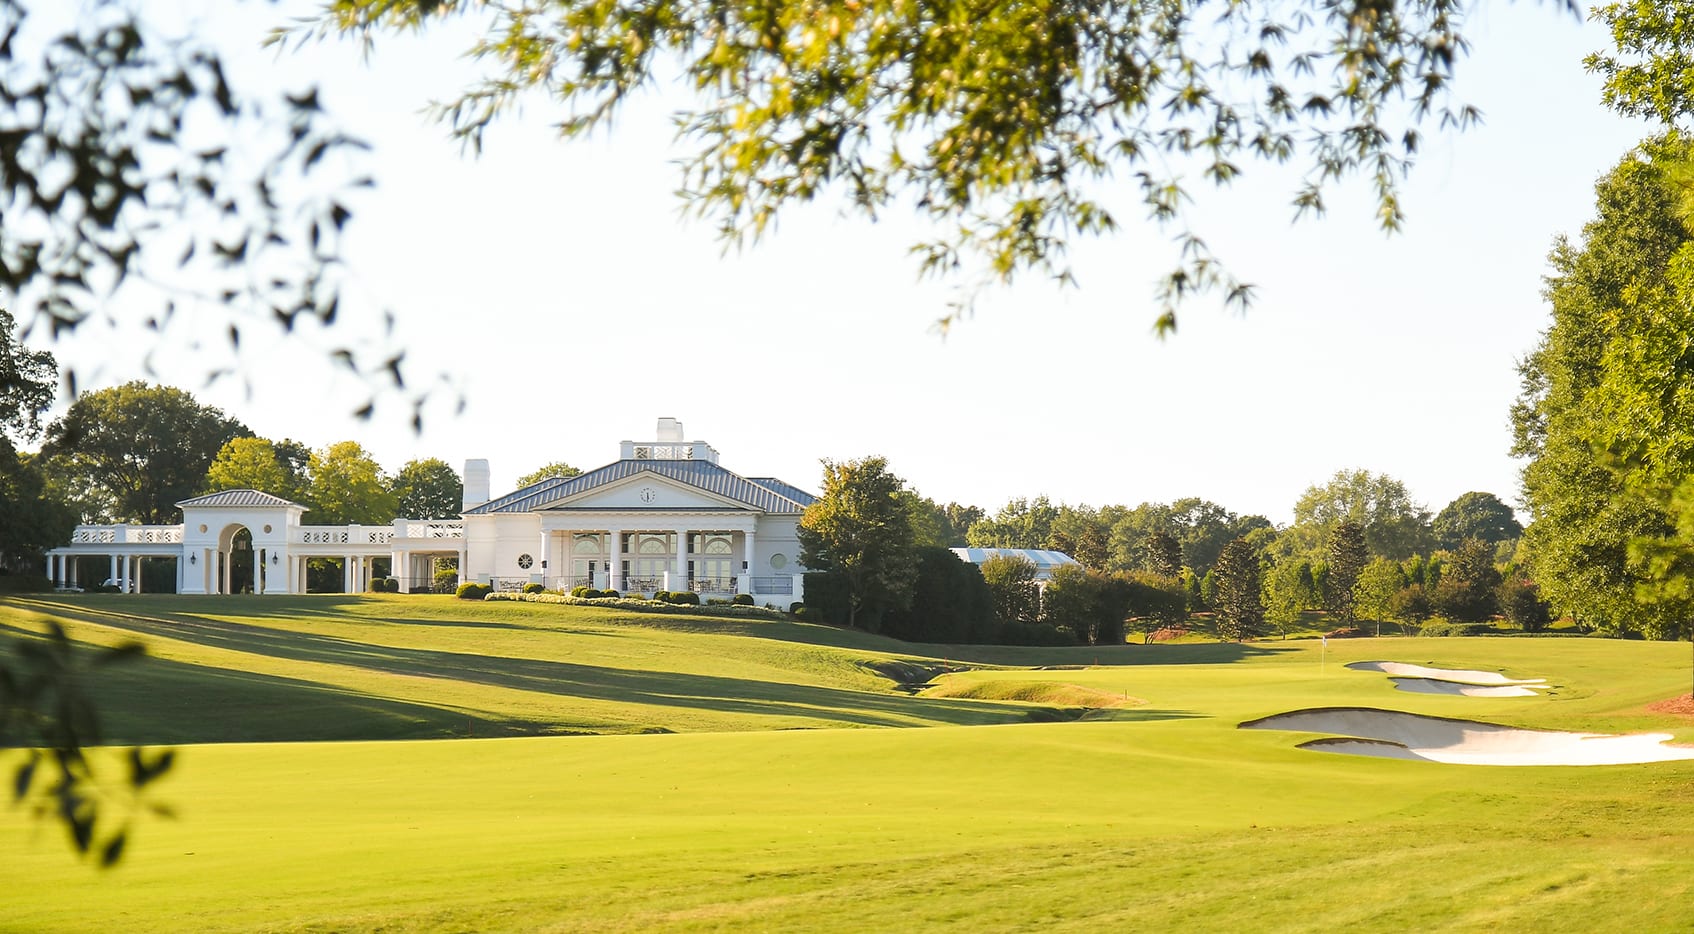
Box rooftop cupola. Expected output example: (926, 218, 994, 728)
(619, 417, 720, 464)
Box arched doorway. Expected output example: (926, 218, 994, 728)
(217, 524, 258, 594)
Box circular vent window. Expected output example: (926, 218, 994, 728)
(517, 554, 534, 570)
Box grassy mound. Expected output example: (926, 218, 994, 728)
(920, 677, 1141, 708)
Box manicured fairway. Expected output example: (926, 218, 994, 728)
(5, 595, 1694, 931)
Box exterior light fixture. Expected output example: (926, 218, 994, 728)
(271, 552, 279, 565)
(189, 553, 197, 565)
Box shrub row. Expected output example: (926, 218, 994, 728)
(455, 582, 492, 600)
(1418, 621, 1488, 637)
(369, 578, 401, 593)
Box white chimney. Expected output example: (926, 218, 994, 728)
(462, 459, 491, 511)
(657, 417, 684, 442)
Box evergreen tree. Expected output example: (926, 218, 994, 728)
(1212, 538, 1265, 642)
(1325, 521, 1368, 625)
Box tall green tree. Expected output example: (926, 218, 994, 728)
(797, 456, 917, 630)
(0, 312, 70, 571)
(0, 307, 54, 443)
(1042, 564, 1127, 646)
(966, 496, 1060, 550)
(1212, 539, 1265, 642)
(307, 441, 398, 527)
(1325, 521, 1368, 625)
(205, 437, 310, 503)
(1513, 136, 1694, 637)
(1432, 538, 1502, 623)
(940, 503, 984, 548)
(1144, 531, 1184, 579)
(1432, 492, 1522, 551)
(391, 458, 464, 519)
(1290, 470, 1432, 560)
(1353, 557, 1408, 633)
(979, 554, 1041, 627)
(44, 382, 248, 524)
(514, 462, 582, 488)
(897, 490, 953, 549)
(1263, 557, 1320, 638)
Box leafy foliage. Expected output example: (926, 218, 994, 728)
(1513, 137, 1694, 638)
(1432, 492, 1522, 550)
(391, 457, 463, 519)
(1324, 521, 1367, 624)
(0, 1, 447, 422)
(1430, 538, 1500, 622)
(204, 437, 309, 503)
(882, 546, 995, 643)
(307, 440, 397, 526)
(798, 455, 917, 630)
(1290, 470, 1432, 560)
(44, 382, 248, 523)
(966, 496, 1060, 550)
(299, 0, 1510, 329)
(1, 621, 173, 866)
(0, 307, 54, 442)
(1211, 538, 1264, 642)
(979, 553, 1040, 626)
(514, 462, 583, 488)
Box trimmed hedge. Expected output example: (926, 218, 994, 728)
(455, 582, 492, 600)
(485, 591, 788, 619)
(731, 593, 754, 606)
(523, 582, 545, 594)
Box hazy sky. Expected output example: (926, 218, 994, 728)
(32, 1, 1654, 525)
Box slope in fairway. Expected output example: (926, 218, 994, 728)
(6, 595, 1694, 931)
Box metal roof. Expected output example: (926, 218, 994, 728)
(465, 459, 816, 515)
(949, 548, 1081, 579)
(177, 489, 305, 509)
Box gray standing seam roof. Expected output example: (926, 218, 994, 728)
(176, 489, 305, 509)
(465, 459, 816, 515)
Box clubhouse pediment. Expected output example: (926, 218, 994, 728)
(543, 471, 753, 512)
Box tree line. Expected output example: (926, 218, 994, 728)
(797, 456, 1533, 646)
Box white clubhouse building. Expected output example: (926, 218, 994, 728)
(45, 419, 814, 603)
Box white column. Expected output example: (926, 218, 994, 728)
(391, 550, 404, 591)
(742, 529, 757, 594)
(109, 554, 118, 589)
(539, 531, 551, 586)
(675, 528, 689, 593)
(343, 555, 354, 593)
(608, 528, 623, 592)
(68, 557, 78, 588)
(119, 555, 130, 593)
(44, 554, 52, 585)
(249, 548, 260, 595)
(133, 556, 143, 594)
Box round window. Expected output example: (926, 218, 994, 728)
(517, 554, 534, 570)
(263, 524, 273, 534)
(770, 553, 787, 570)
(198, 524, 208, 533)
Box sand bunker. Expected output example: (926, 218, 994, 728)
(1242, 707, 1694, 766)
(1386, 678, 1542, 697)
(1346, 661, 1546, 686)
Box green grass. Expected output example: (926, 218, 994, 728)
(5, 594, 1694, 931)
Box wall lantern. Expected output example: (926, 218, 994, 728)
(189, 553, 197, 565)
(271, 552, 279, 565)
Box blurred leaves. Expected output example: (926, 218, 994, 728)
(293, 0, 1539, 330)
(1, 620, 175, 867)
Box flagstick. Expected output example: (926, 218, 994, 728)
(1321, 634, 1327, 676)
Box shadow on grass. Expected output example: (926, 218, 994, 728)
(4, 601, 1202, 738)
